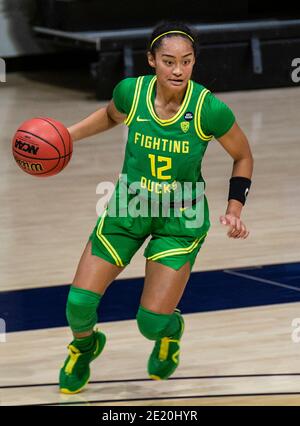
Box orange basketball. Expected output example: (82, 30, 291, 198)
(12, 117, 73, 177)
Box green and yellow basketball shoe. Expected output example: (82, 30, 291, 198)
(59, 330, 106, 394)
(148, 309, 185, 380)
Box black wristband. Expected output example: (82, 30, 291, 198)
(228, 176, 251, 205)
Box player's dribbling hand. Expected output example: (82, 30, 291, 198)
(219, 214, 249, 239)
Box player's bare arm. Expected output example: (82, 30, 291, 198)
(218, 122, 254, 239)
(67, 100, 126, 142)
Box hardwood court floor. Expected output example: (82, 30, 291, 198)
(0, 302, 300, 406)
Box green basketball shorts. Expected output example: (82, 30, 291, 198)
(88, 206, 209, 271)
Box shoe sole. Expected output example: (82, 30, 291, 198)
(60, 373, 90, 395)
(149, 374, 162, 380)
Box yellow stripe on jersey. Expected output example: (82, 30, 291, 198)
(195, 89, 213, 141)
(96, 210, 124, 267)
(146, 76, 193, 126)
(124, 76, 144, 126)
(147, 233, 206, 261)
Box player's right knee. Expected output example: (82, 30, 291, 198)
(66, 286, 102, 333)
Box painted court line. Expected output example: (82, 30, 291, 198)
(38, 392, 300, 406)
(224, 270, 300, 293)
(1, 372, 300, 389)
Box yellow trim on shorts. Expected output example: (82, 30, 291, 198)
(96, 210, 124, 267)
(195, 88, 213, 141)
(147, 233, 206, 262)
(146, 76, 193, 126)
(124, 76, 144, 126)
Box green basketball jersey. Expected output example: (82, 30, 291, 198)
(113, 75, 235, 205)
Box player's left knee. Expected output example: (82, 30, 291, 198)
(136, 305, 173, 340)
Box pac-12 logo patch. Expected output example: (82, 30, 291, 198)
(184, 112, 194, 121)
(180, 121, 190, 133)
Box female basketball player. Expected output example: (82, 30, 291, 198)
(59, 21, 253, 394)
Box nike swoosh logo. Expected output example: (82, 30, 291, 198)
(137, 116, 150, 122)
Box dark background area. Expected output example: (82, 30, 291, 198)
(5, 0, 300, 98)
(34, 1, 300, 31)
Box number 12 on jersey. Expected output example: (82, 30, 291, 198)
(148, 154, 172, 180)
